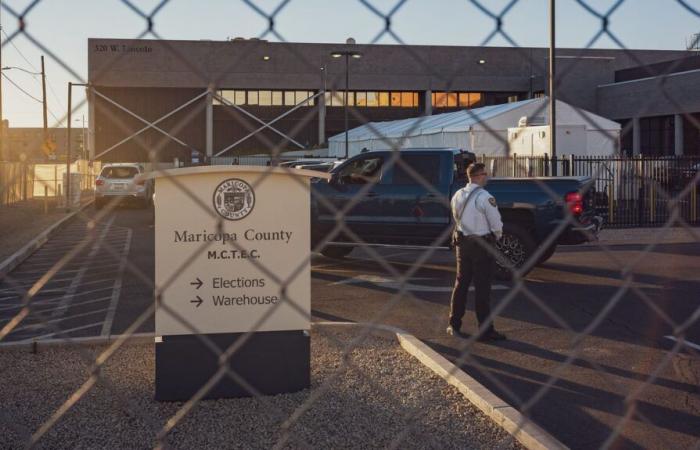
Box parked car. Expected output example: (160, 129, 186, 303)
(94, 163, 153, 209)
(310, 148, 603, 279)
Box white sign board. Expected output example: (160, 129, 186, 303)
(152, 167, 327, 337)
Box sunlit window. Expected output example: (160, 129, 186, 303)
(401, 92, 415, 107)
(259, 91, 272, 106)
(284, 91, 295, 106)
(248, 91, 259, 105)
(379, 92, 390, 107)
(366, 92, 378, 107)
(390, 92, 401, 106)
(356, 91, 367, 106)
(447, 92, 458, 107)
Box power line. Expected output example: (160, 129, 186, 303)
(1, 28, 66, 114)
(2, 28, 39, 73)
(2, 72, 43, 103)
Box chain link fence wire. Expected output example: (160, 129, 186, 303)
(1, 0, 699, 448)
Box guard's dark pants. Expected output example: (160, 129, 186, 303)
(448, 234, 495, 332)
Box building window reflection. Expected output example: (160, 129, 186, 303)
(432, 91, 484, 109)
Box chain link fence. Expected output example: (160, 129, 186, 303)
(1, 0, 700, 449)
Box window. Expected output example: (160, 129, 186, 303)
(272, 91, 283, 106)
(100, 166, 139, 179)
(508, 95, 519, 103)
(366, 92, 378, 107)
(434, 92, 448, 107)
(378, 92, 390, 107)
(356, 91, 367, 106)
(331, 91, 344, 106)
(447, 92, 458, 107)
(390, 92, 401, 106)
(284, 91, 295, 106)
(338, 156, 384, 184)
(458, 93, 470, 107)
(258, 90, 272, 106)
(401, 92, 415, 107)
(392, 154, 441, 185)
(468, 93, 482, 107)
(248, 91, 259, 105)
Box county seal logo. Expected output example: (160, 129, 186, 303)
(213, 178, 255, 220)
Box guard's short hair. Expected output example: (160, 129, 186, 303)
(467, 163, 486, 181)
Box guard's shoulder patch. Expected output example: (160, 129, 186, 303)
(488, 197, 497, 207)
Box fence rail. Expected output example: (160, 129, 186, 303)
(0, 160, 100, 207)
(477, 154, 700, 228)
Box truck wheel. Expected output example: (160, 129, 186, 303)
(321, 245, 354, 259)
(537, 244, 557, 265)
(494, 224, 536, 280)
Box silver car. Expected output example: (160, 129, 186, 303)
(94, 163, 152, 209)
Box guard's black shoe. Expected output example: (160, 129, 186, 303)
(446, 325, 464, 337)
(477, 329, 507, 342)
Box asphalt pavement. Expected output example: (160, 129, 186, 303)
(1, 206, 698, 449)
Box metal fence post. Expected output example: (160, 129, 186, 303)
(512, 153, 517, 178)
(569, 154, 575, 176)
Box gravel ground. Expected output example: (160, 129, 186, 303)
(0, 329, 522, 449)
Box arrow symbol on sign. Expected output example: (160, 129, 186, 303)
(190, 296, 203, 308)
(190, 277, 203, 289)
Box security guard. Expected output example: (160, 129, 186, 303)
(447, 162, 506, 341)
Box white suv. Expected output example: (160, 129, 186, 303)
(94, 163, 152, 209)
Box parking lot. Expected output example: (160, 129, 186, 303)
(1, 206, 698, 449)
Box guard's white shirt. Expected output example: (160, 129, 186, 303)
(451, 183, 503, 238)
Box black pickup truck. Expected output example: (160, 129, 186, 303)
(310, 148, 602, 279)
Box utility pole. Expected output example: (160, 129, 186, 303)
(41, 56, 47, 147)
(549, 0, 557, 176)
(66, 82, 71, 210)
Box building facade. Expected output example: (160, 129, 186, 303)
(87, 38, 696, 162)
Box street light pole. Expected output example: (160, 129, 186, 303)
(344, 53, 349, 159)
(41, 56, 48, 148)
(549, 0, 557, 176)
(331, 38, 361, 159)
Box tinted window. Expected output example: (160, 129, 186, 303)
(338, 156, 384, 184)
(392, 155, 441, 185)
(101, 166, 139, 179)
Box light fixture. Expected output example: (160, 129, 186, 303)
(331, 53, 342, 58)
(262, 55, 271, 61)
(478, 59, 486, 65)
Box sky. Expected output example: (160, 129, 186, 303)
(1, 0, 698, 127)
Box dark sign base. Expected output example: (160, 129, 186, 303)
(155, 330, 310, 402)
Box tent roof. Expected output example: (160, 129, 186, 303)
(328, 97, 620, 143)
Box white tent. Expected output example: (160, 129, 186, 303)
(328, 97, 621, 158)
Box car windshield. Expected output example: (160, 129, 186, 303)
(101, 167, 139, 179)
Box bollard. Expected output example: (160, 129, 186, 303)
(44, 185, 48, 214)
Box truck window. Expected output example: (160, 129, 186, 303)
(337, 156, 384, 184)
(391, 154, 441, 186)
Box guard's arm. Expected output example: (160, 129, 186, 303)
(480, 193, 503, 239)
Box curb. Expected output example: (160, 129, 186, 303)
(0, 200, 94, 280)
(395, 331, 568, 450)
(305, 321, 569, 450)
(1, 321, 568, 450)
